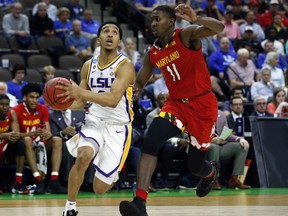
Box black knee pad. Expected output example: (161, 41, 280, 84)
(142, 117, 181, 156)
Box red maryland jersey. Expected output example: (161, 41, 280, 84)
(0, 109, 12, 154)
(13, 103, 49, 141)
(149, 28, 212, 99)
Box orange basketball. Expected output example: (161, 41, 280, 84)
(43, 77, 74, 110)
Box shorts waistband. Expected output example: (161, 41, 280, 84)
(176, 90, 212, 103)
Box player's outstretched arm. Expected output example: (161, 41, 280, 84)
(176, 4, 224, 40)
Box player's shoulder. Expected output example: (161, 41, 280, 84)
(12, 103, 23, 111)
(37, 103, 49, 112)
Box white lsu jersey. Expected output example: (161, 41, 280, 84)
(86, 54, 134, 124)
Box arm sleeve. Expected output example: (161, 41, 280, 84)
(23, 15, 30, 34)
(2, 16, 16, 35)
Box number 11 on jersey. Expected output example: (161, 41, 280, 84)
(167, 63, 181, 82)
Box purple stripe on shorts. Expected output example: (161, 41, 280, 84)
(92, 125, 129, 178)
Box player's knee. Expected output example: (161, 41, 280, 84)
(52, 136, 62, 145)
(75, 151, 93, 169)
(142, 135, 163, 156)
(93, 185, 108, 195)
(23, 136, 32, 145)
(93, 182, 111, 195)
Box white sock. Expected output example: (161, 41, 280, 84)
(65, 200, 76, 213)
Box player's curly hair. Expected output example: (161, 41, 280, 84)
(153, 5, 176, 21)
(21, 83, 42, 97)
(0, 94, 10, 101)
(97, 21, 123, 40)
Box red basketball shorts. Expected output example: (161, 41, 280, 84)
(160, 91, 218, 150)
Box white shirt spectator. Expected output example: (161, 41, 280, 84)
(32, 1, 58, 21)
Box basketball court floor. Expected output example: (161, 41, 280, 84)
(0, 188, 288, 216)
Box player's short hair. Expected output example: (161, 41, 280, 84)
(11, 64, 27, 78)
(0, 94, 10, 101)
(21, 83, 42, 97)
(97, 21, 123, 40)
(153, 5, 176, 21)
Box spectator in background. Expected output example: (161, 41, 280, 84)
(32, 0, 58, 21)
(250, 67, 275, 101)
(222, 87, 247, 116)
(49, 108, 85, 183)
(267, 13, 286, 44)
(41, 65, 55, 90)
(267, 87, 286, 116)
(0, 94, 29, 194)
(239, 10, 265, 42)
(121, 37, 142, 72)
(13, 83, 67, 194)
(135, 0, 157, 13)
(230, 0, 247, 26)
(54, 7, 72, 41)
(256, 0, 288, 29)
(256, 40, 287, 72)
(202, 0, 224, 21)
(80, 9, 100, 40)
(7, 64, 28, 103)
(30, 2, 55, 38)
(222, 7, 241, 41)
(64, 0, 85, 20)
(227, 96, 245, 133)
(65, 19, 92, 60)
(39, 65, 56, 106)
(250, 96, 273, 117)
(262, 51, 285, 88)
(275, 100, 288, 117)
(2, 2, 33, 48)
(208, 109, 250, 190)
(261, 26, 285, 56)
(134, 0, 157, 42)
(212, 31, 235, 52)
(234, 25, 263, 58)
(209, 36, 237, 100)
(226, 48, 259, 100)
(0, 82, 18, 107)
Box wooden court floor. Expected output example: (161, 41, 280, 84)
(0, 188, 288, 216)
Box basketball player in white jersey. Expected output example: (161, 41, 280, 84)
(58, 21, 136, 216)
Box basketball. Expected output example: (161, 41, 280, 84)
(43, 77, 74, 110)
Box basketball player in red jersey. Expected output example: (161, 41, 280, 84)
(0, 94, 28, 194)
(13, 83, 66, 194)
(120, 4, 225, 216)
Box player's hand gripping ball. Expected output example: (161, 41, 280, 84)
(43, 77, 74, 110)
